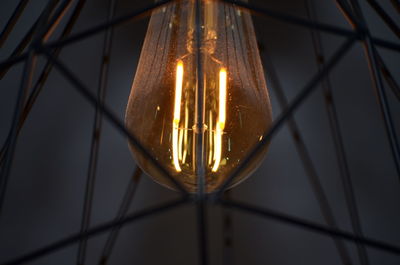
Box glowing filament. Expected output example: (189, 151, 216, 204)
(208, 111, 213, 166)
(173, 61, 184, 172)
(212, 68, 227, 172)
(182, 104, 189, 164)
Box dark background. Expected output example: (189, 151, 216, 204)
(0, 0, 399, 264)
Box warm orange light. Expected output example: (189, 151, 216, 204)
(172, 60, 184, 172)
(125, 0, 272, 192)
(212, 68, 227, 172)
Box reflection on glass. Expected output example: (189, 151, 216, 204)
(125, 0, 272, 192)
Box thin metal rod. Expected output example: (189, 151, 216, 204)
(261, 43, 353, 265)
(77, 0, 116, 264)
(0, 51, 36, 216)
(196, 198, 208, 265)
(42, 49, 189, 195)
(377, 55, 400, 101)
(308, 2, 369, 265)
(0, 0, 61, 216)
(220, 0, 400, 53)
(364, 28, 400, 180)
(0, 24, 36, 79)
(361, 36, 400, 53)
(215, 37, 356, 198)
(373, 0, 400, 98)
(0, 0, 87, 167)
(0, 0, 74, 79)
(0, 53, 28, 73)
(222, 191, 233, 265)
(42, 0, 76, 42)
(194, 0, 206, 184)
(222, 0, 356, 37)
(334, 0, 400, 101)
(365, 0, 400, 39)
(99, 168, 142, 265)
(0, 0, 61, 79)
(45, 0, 173, 49)
(220, 199, 400, 256)
(1, 0, 400, 74)
(338, 0, 400, 181)
(194, 1, 208, 264)
(37, 0, 396, 53)
(0, 0, 172, 75)
(1, 198, 187, 265)
(0, 0, 30, 48)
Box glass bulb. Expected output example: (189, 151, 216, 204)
(125, 0, 272, 192)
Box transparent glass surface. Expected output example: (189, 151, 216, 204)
(125, 0, 272, 192)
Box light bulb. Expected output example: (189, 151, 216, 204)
(125, 0, 272, 192)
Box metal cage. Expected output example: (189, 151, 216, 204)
(0, 0, 399, 264)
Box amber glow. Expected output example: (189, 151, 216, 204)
(172, 60, 184, 172)
(125, 0, 272, 192)
(212, 68, 227, 172)
(173, 63, 228, 173)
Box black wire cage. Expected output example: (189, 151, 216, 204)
(0, 0, 399, 264)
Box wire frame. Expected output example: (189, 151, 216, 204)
(0, 0, 399, 264)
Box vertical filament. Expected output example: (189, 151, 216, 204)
(173, 60, 184, 172)
(212, 68, 227, 172)
(182, 104, 189, 164)
(208, 110, 213, 165)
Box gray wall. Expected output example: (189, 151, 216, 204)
(0, 0, 399, 264)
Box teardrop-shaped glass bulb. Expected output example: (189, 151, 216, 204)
(126, 0, 272, 192)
